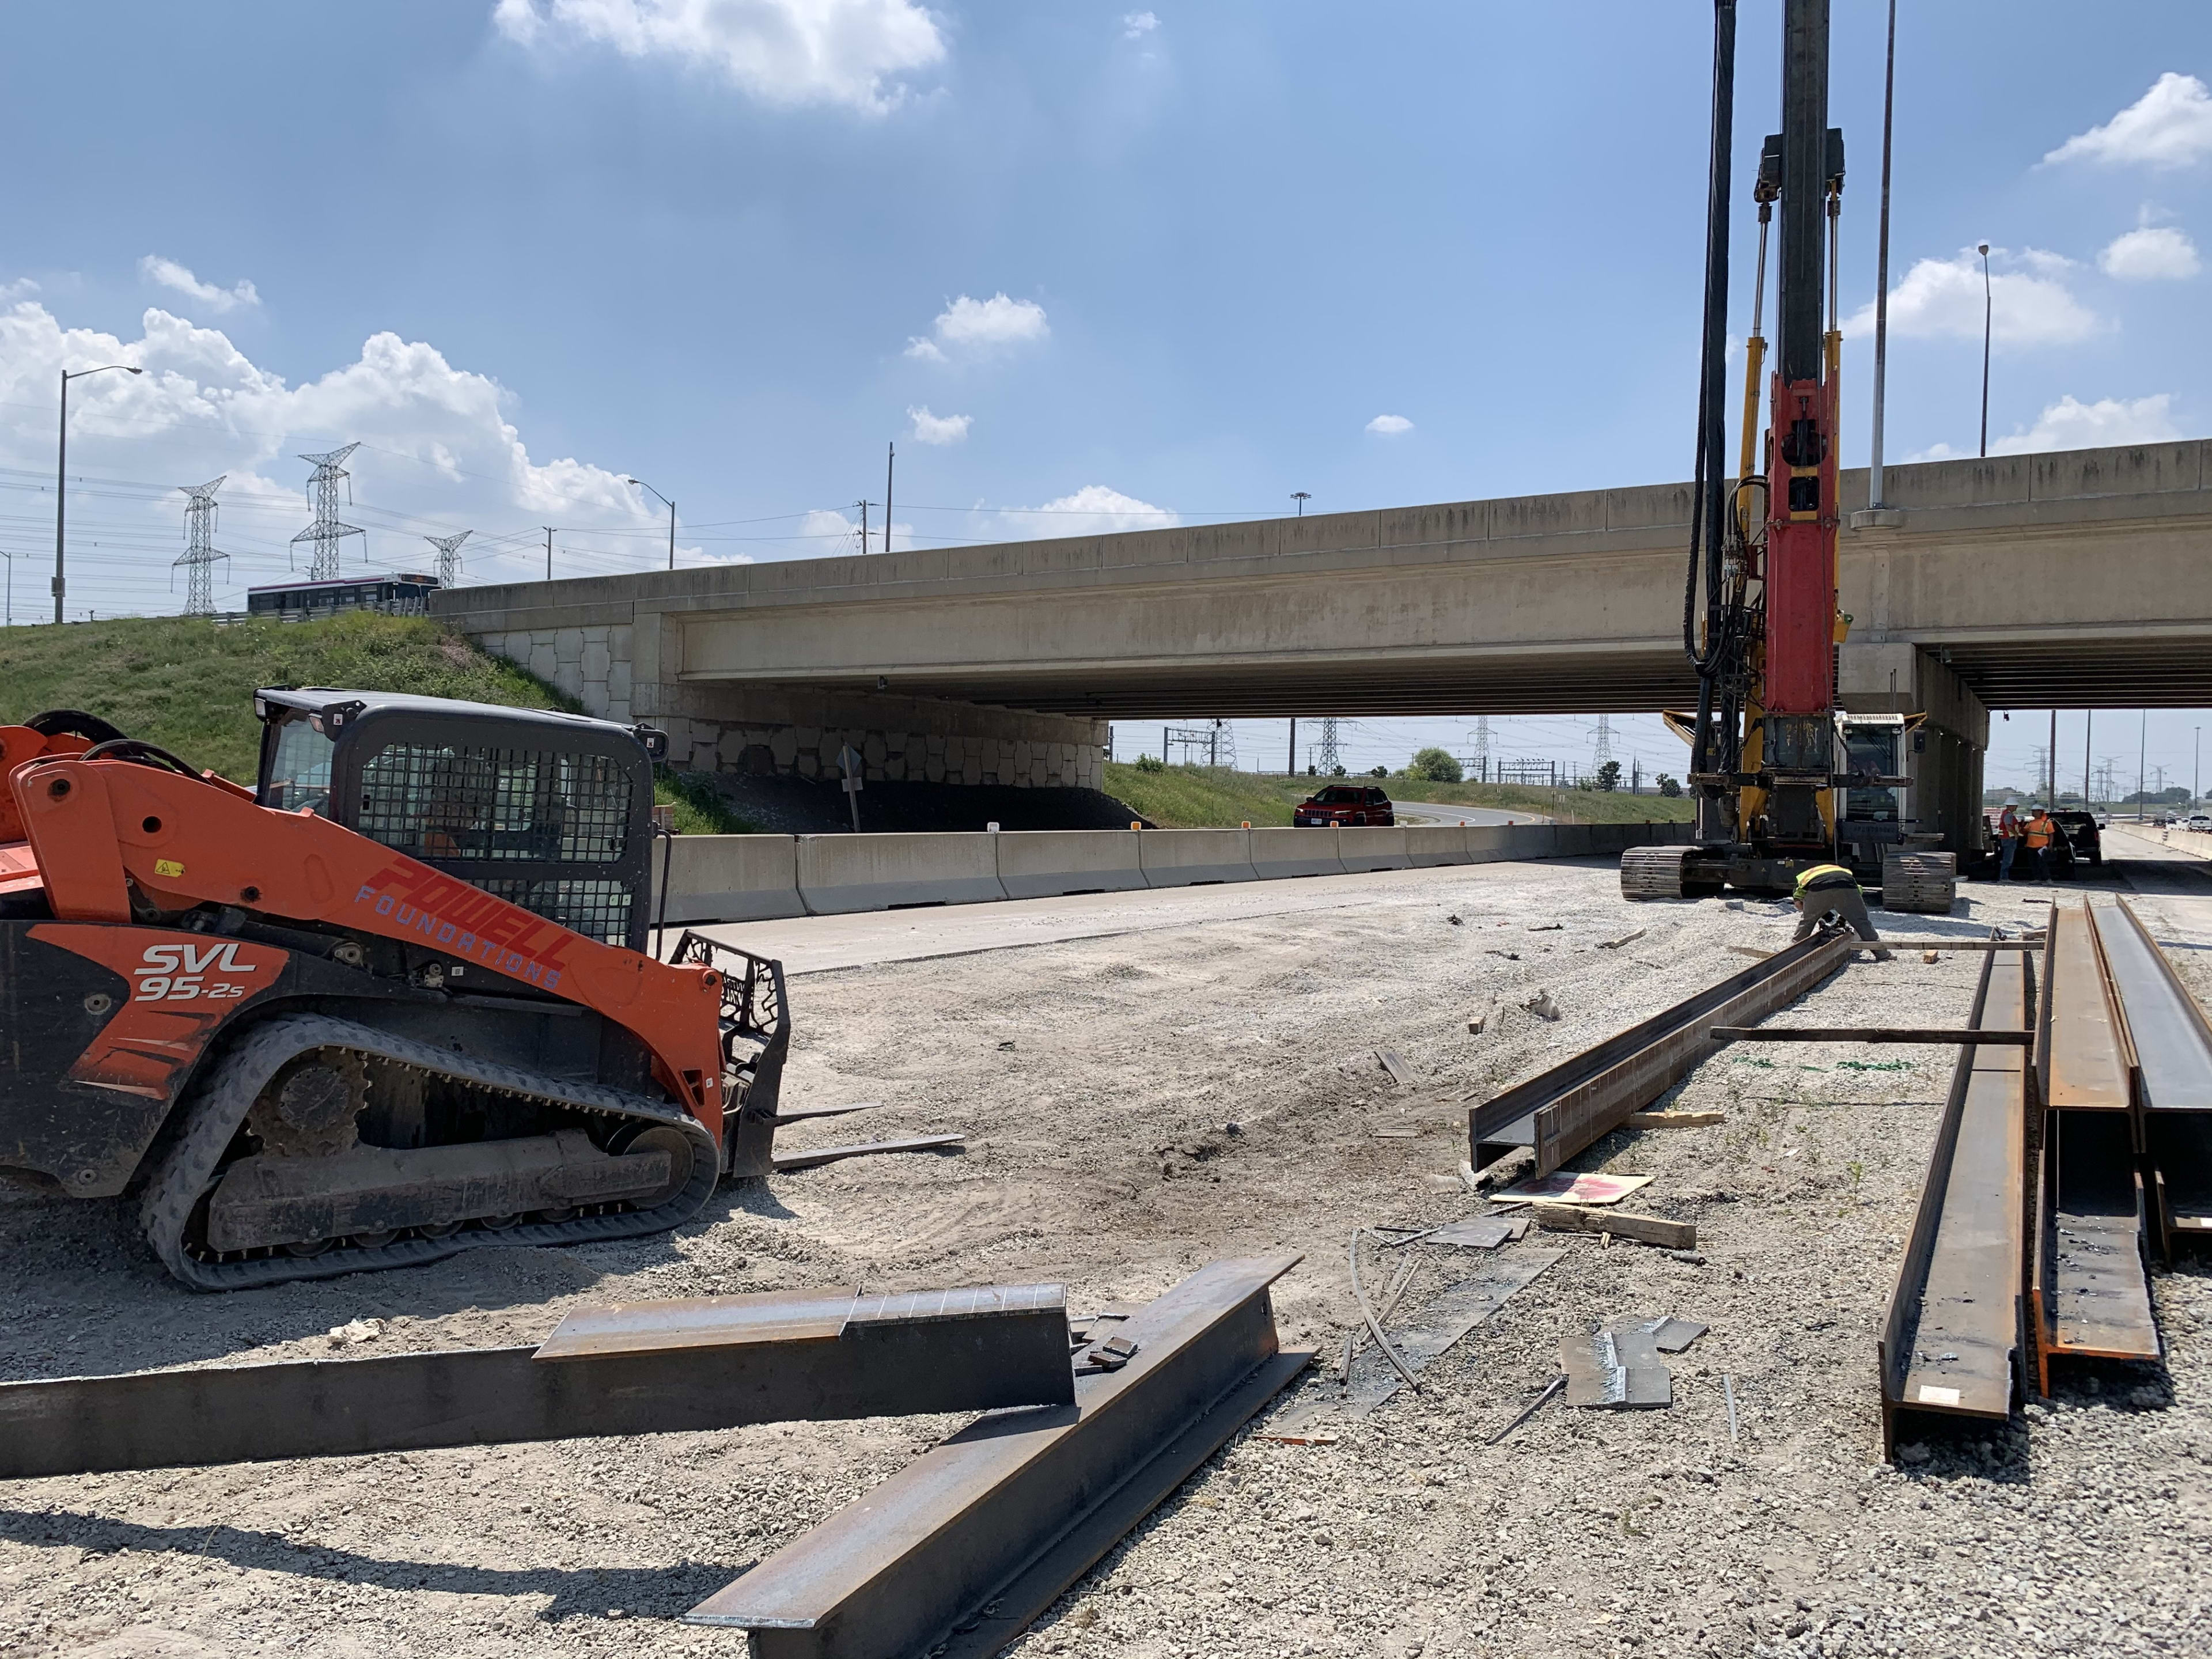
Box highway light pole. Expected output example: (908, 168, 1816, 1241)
(1977, 243, 1992, 459)
(2138, 710, 2149, 822)
(1868, 0, 1897, 508)
(625, 478, 676, 570)
(55, 363, 143, 623)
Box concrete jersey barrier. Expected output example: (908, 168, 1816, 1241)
(797, 832, 1008, 914)
(1248, 825, 1345, 880)
(651, 818, 1695, 923)
(1139, 827, 1256, 888)
(650, 834, 805, 925)
(1338, 825, 1411, 872)
(1403, 825, 1468, 868)
(994, 829, 1147, 900)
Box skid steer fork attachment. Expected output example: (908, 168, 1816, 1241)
(672, 930, 791, 1179)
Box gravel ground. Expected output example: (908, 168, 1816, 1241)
(3, 850, 2209, 1658)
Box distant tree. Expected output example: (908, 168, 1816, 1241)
(1595, 760, 1622, 792)
(1134, 753, 1164, 773)
(1410, 746, 1464, 783)
(1656, 772, 1682, 798)
(1369, 766, 1388, 779)
(1330, 764, 1347, 778)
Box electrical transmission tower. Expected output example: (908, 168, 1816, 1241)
(1209, 718, 1238, 770)
(290, 443, 366, 579)
(173, 476, 229, 617)
(424, 530, 472, 588)
(1315, 718, 1342, 776)
(1593, 714, 1615, 770)
(1465, 717, 1493, 783)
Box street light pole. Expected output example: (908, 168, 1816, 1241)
(55, 363, 143, 623)
(2138, 709, 2149, 823)
(1291, 491, 1310, 516)
(1977, 243, 1992, 459)
(1868, 0, 1897, 508)
(624, 479, 676, 571)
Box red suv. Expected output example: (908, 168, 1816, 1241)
(1295, 784, 1395, 826)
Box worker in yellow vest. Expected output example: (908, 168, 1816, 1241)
(1791, 863, 1891, 957)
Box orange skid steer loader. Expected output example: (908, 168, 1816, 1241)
(0, 692, 787, 1290)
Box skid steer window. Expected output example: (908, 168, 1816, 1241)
(263, 715, 335, 815)
(354, 743, 633, 865)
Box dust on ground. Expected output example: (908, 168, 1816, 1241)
(4, 849, 2210, 1659)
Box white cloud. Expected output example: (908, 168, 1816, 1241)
(2045, 73, 2212, 169)
(2100, 224, 2201, 281)
(138, 255, 259, 315)
(1844, 245, 2100, 347)
(993, 484, 1175, 541)
(1990, 392, 2180, 455)
(1122, 10, 1158, 38)
(1366, 414, 1414, 435)
(0, 278, 39, 301)
(907, 293, 1050, 363)
(904, 293, 1048, 363)
(907, 405, 970, 445)
(0, 297, 674, 614)
(491, 0, 945, 114)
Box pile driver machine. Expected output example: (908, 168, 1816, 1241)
(1622, 0, 1957, 915)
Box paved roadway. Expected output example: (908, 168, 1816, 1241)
(1388, 800, 1546, 827)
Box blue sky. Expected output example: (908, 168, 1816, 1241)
(2, 2, 2208, 792)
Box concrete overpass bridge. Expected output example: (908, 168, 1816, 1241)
(436, 440, 2212, 842)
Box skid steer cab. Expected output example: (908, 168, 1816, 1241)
(0, 691, 787, 1290)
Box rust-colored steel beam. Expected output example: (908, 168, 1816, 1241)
(1470, 929, 1854, 1176)
(1877, 946, 2031, 1457)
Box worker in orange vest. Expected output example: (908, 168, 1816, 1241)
(2022, 807, 2057, 883)
(1994, 804, 2021, 883)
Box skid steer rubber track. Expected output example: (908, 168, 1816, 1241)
(140, 1013, 719, 1291)
(1881, 850, 1959, 916)
(1622, 844, 1708, 901)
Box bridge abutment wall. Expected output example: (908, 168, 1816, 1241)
(470, 616, 1106, 789)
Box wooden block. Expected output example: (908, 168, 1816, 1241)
(1531, 1203, 1697, 1252)
(1626, 1111, 1726, 1128)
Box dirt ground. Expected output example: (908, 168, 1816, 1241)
(4, 838, 2210, 1658)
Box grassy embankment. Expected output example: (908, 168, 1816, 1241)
(1101, 761, 1694, 830)
(0, 612, 752, 833)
